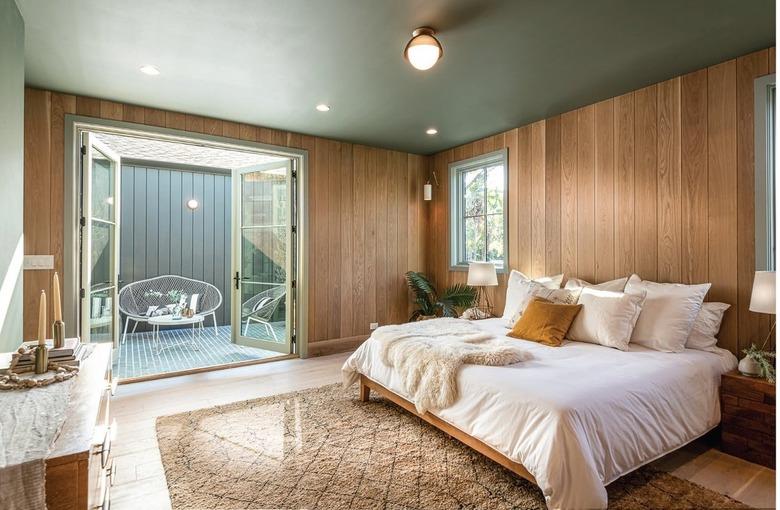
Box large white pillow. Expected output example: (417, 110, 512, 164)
(567, 288, 646, 351)
(685, 302, 730, 351)
(502, 270, 564, 324)
(564, 276, 628, 292)
(625, 275, 710, 352)
(506, 280, 576, 327)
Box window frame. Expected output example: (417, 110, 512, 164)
(755, 73, 776, 271)
(448, 148, 509, 272)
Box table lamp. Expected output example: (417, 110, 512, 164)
(467, 262, 498, 315)
(750, 270, 776, 348)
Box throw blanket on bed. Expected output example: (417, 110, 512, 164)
(347, 318, 529, 414)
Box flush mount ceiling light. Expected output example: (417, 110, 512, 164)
(426, 127, 438, 135)
(404, 27, 443, 71)
(315, 104, 331, 112)
(139, 64, 160, 76)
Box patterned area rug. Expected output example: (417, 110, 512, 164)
(156, 384, 749, 509)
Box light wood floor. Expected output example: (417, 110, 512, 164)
(110, 352, 776, 509)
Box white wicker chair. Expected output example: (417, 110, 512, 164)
(118, 275, 222, 343)
(241, 286, 286, 340)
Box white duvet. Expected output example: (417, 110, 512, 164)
(342, 318, 737, 510)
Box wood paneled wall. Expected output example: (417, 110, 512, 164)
(426, 48, 775, 355)
(23, 89, 428, 354)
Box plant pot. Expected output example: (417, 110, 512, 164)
(738, 355, 762, 378)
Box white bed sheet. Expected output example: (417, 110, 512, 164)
(343, 318, 737, 509)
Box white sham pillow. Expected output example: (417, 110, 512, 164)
(625, 275, 710, 352)
(567, 288, 646, 351)
(502, 270, 564, 324)
(685, 302, 730, 351)
(564, 276, 629, 292)
(507, 280, 577, 327)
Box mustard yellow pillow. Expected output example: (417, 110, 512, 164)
(507, 298, 582, 347)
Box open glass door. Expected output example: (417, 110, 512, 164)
(80, 133, 121, 346)
(232, 160, 294, 353)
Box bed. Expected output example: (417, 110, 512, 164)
(342, 317, 737, 509)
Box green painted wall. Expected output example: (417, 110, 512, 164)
(0, 0, 24, 351)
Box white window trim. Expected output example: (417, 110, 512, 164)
(755, 73, 776, 271)
(448, 148, 509, 272)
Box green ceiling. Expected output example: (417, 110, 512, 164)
(16, 0, 775, 155)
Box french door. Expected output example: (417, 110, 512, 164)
(79, 133, 121, 346)
(232, 160, 295, 354)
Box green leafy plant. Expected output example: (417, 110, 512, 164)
(405, 271, 477, 321)
(743, 344, 776, 383)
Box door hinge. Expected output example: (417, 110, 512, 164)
(291, 280, 296, 289)
(79, 288, 85, 299)
(79, 217, 86, 227)
(291, 225, 297, 234)
(291, 334, 297, 346)
(80, 145, 87, 155)
(291, 170, 297, 179)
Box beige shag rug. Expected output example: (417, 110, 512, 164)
(156, 384, 749, 509)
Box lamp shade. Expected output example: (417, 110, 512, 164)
(749, 271, 776, 314)
(467, 262, 497, 286)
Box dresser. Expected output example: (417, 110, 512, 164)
(720, 370, 775, 469)
(45, 343, 113, 509)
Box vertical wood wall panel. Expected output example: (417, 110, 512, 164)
(425, 47, 774, 354)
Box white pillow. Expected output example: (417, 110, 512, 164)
(564, 276, 628, 292)
(625, 275, 710, 352)
(502, 270, 564, 324)
(685, 302, 730, 351)
(507, 280, 577, 327)
(567, 288, 646, 351)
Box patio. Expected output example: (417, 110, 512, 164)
(112, 323, 286, 380)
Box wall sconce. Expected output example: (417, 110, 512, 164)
(424, 170, 439, 201)
(186, 199, 199, 211)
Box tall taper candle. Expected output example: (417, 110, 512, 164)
(37, 290, 47, 346)
(53, 272, 62, 321)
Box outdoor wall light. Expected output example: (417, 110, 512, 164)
(186, 199, 199, 210)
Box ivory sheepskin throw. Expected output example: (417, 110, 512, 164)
(346, 318, 529, 414)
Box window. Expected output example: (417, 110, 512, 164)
(449, 149, 508, 270)
(755, 74, 776, 271)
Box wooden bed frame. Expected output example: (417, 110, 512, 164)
(358, 374, 536, 484)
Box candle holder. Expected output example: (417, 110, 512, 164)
(34, 345, 49, 374)
(52, 320, 65, 349)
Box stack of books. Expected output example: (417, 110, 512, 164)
(0, 338, 85, 374)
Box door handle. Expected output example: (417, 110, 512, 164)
(234, 272, 240, 290)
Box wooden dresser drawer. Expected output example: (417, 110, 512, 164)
(720, 371, 775, 469)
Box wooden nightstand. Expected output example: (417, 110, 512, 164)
(720, 371, 775, 469)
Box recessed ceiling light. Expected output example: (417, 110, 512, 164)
(426, 128, 438, 135)
(315, 104, 331, 112)
(139, 65, 160, 76)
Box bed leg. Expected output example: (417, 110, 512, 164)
(359, 379, 370, 402)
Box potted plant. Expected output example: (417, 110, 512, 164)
(739, 343, 776, 383)
(405, 271, 477, 321)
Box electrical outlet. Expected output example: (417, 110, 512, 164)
(369, 322, 379, 330)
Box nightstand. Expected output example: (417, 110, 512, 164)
(720, 371, 775, 469)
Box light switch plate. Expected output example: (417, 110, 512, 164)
(369, 322, 379, 330)
(24, 255, 54, 270)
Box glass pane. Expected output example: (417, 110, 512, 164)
(89, 288, 114, 343)
(91, 221, 113, 289)
(91, 150, 115, 221)
(486, 164, 504, 215)
(242, 168, 287, 227)
(462, 168, 485, 217)
(464, 216, 485, 262)
(487, 214, 504, 266)
(240, 227, 286, 343)
(241, 227, 287, 285)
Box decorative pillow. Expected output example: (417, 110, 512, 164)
(685, 302, 730, 351)
(625, 275, 710, 352)
(508, 298, 582, 347)
(507, 280, 577, 327)
(564, 276, 629, 293)
(567, 288, 646, 351)
(502, 270, 565, 325)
